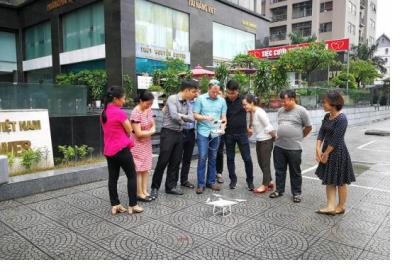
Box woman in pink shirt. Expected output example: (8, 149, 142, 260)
(100, 86, 143, 215)
(130, 91, 156, 202)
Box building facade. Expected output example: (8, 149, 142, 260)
(374, 34, 390, 85)
(264, 0, 377, 47)
(0, 0, 270, 86)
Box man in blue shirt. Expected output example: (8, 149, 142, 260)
(193, 79, 227, 194)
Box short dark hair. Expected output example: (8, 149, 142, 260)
(279, 89, 296, 100)
(324, 91, 344, 111)
(180, 79, 199, 91)
(226, 80, 240, 91)
(135, 90, 154, 103)
(244, 94, 260, 105)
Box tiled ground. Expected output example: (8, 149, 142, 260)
(0, 120, 390, 260)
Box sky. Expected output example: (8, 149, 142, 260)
(376, 0, 392, 38)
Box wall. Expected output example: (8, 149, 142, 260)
(264, 106, 390, 135)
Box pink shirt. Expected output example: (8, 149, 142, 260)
(101, 103, 134, 156)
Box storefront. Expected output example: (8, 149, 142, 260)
(0, 0, 270, 84)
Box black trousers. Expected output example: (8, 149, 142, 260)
(225, 133, 254, 185)
(256, 138, 274, 186)
(151, 128, 183, 191)
(216, 135, 225, 174)
(180, 128, 196, 184)
(106, 148, 137, 207)
(273, 146, 302, 196)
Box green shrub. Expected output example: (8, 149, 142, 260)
(58, 145, 76, 163)
(20, 149, 42, 170)
(7, 152, 15, 168)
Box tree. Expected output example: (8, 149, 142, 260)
(277, 42, 337, 86)
(151, 58, 190, 97)
(331, 72, 358, 89)
(231, 53, 259, 68)
(288, 31, 317, 45)
(214, 62, 229, 89)
(349, 60, 382, 88)
(351, 43, 387, 74)
(253, 60, 274, 105)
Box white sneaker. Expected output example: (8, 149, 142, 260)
(216, 174, 224, 184)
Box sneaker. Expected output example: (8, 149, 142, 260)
(293, 195, 302, 203)
(196, 187, 204, 194)
(247, 183, 255, 191)
(216, 174, 224, 184)
(206, 184, 222, 191)
(229, 181, 237, 189)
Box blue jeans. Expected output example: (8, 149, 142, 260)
(225, 133, 254, 185)
(197, 133, 220, 188)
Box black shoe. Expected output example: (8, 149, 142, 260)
(269, 191, 283, 198)
(229, 181, 236, 189)
(150, 188, 159, 199)
(181, 181, 195, 189)
(247, 183, 255, 191)
(137, 195, 153, 202)
(166, 188, 183, 195)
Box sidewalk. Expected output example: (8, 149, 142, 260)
(0, 119, 390, 259)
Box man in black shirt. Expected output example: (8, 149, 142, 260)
(225, 80, 254, 190)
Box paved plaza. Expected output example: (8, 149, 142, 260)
(0, 119, 390, 260)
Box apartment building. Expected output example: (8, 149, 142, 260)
(263, 0, 377, 47)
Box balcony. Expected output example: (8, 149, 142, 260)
(272, 14, 287, 22)
(360, 0, 366, 9)
(360, 17, 366, 27)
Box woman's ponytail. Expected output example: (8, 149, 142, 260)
(101, 86, 124, 124)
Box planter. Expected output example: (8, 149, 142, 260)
(95, 100, 102, 108)
(151, 92, 164, 109)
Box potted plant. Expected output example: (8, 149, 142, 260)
(148, 84, 165, 109)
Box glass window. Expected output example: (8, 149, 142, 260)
(270, 25, 287, 41)
(271, 6, 287, 22)
(320, 1, 333, 12)
(292, 21, 312, 37)
(62, 2, 105, 52)
(0, 31, 17, 63)
(24, 21, 52, 60)
(213, 22, 255, 61)
(319, 22, 332, 33)
(292, 1, 312, 19)
(135, 0, 189, 52)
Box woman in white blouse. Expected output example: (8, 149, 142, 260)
(242, 94, 276, 193)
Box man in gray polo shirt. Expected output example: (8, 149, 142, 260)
(270, 89, 312, 203)
(150, 80, 199, 199)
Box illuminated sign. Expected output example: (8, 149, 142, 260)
(47, 0, 74, 11)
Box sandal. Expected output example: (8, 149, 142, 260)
(293, 195, 302, 203)
(269, 191, 283, 198)
(334, 208, 346, 215)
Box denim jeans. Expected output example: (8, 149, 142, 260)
(197, 133, 220, 188)
(225, 133, 254, 185)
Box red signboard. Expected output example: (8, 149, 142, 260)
(248, 38, 350, 59)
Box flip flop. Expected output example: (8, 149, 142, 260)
(315, 209, 336, 216)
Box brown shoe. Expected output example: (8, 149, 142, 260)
(209, 184, 222, 191)
(111, 204, 127, 215)
(128, 205, 144, 214)
(196, 187, 204, 194)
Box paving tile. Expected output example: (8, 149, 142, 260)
(301, 239, 362, 260)
(15, 193, 53, 205)
(364, 237, 390, 257)
(358, 250, 389, 260)
(76, 221, 124, 241)
(0, 232, 51, 259)
(184, 242, 247, 260)
(99, 231, 179, 260)
(129, 220, 208, 255)
(0, 200, 22, 211)
(246, 228, 321, 260)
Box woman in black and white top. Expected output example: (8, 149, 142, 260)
(242, 94, 276, 193)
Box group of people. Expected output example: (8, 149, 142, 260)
(100, 79, 355, 216)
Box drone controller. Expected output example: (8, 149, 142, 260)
(210, 120, 226, 138)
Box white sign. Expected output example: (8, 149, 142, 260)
(136, 43, 191, 65)
(137, 76, 153, 89)
(0, 109, 54, 173)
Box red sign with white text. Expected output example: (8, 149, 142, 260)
(248, 38, 350, 59)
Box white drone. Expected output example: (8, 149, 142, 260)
(205, 194, 246, 217)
